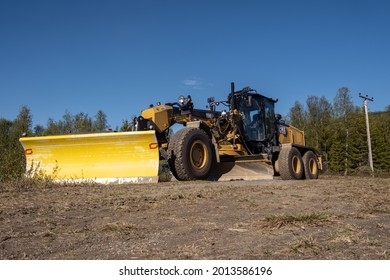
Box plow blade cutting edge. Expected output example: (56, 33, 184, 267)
(210, 160, 275, 181)
(19, 131, 159, 184)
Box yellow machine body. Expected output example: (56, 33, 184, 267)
(141, 105, 173, 133)
(278, 125, 305, 146)
(19, 131, 159, 184)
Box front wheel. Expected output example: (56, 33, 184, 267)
(167, 127, 213, 181)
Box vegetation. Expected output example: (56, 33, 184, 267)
(288, 87, 390, 175)
(265, 213, 329, 227)
(1, 87, 389, 181)
(0, 106, 32, 181)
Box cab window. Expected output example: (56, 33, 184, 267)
(239, 97, 265, 141)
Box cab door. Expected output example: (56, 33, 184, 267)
(239, 97, 265, 142)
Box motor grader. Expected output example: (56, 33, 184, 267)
(20, 83, 321, 183)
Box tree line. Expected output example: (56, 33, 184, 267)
(288, 87, 390, 175)
(1, 88, 389, 181)
(33, 110, 109, 136)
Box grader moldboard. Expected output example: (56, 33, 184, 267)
(20, 83, 321, 184)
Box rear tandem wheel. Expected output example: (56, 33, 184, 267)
(302, 150, 319, 179)
(278, 146, 304, 180)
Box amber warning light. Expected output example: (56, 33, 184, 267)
(25, 149, 33, 155)
(149, 143, 158, 149)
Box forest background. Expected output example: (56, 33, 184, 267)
(1, 86, 389, 181)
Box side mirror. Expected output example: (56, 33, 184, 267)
(275, 114, 282, 121)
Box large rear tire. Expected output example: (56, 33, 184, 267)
(278, 146, 304, 180)
(167, 127, 213, 181)
(302, 151, 319, 179)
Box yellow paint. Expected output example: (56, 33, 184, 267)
(279, 125, 305, 146)
(19, 131, 159, 183)
(141, 104, 173, 133)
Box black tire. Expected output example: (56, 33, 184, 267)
(302, 151, 319, 179)
(167, 127, 213, 181)
(278, 146, 304, 180)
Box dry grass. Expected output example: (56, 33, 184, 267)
(264, 213, 330, 227)
(1, 176, 390, 259)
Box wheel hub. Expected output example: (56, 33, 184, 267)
(190, 141, 207, 170)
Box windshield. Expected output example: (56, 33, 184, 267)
(239, 97, 265, 142)
(239, 96, 275, 142)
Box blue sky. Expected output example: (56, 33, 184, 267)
(1, 0, 389, 129)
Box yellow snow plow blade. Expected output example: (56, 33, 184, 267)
(19, 131, 159, 184)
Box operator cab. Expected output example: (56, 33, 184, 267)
(239, 94, 276, 154)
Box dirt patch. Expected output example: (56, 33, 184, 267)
(1, 176, 389, 259)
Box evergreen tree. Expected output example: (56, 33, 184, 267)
(0, 119, 14, 181)
(370, 112, 390, 173)
(346, 108, 367, 173)
(33, 124, 45, 136)
(328, 136, 345, 174)
(0, 106, 33, 180)
(62, 111, 73, 133)
(333, 87, 354, 175)
(12, 105, 33, 137)
(93, 110, 108, 132)
(305, 96, 333, 159)
(12, 106, 33, 177)
(288, 101, 307, 130)
(74, 112, 92, 133)
(119, 119, 133, 131)
(45, 118, 62, 135)
(0, 119, 12, 148)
